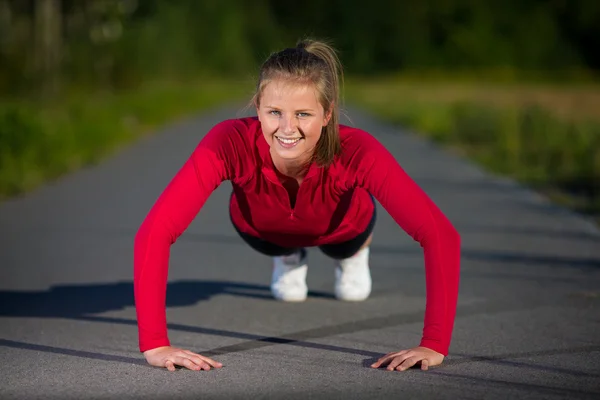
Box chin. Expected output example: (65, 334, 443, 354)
(273, 147, 303, 160)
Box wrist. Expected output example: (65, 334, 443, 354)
(418, 339, 448, 356)
(143, 345, 170, 356)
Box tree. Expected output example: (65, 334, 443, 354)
(34, 0, 62, 96)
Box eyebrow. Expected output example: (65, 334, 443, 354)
(265, 105, 315, 112)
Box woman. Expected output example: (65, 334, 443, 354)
(134, 39, 461, 373)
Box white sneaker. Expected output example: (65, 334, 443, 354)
(334, 247, 372, 301)
(271, 249, 308, 302)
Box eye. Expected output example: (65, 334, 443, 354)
(297, 112, 311, 118)
(268, 110, 281, 116)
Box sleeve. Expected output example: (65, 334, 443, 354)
(133, 120, 239, 352)
(347, 131, 461, 356)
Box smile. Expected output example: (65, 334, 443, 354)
(275, 136, 302, 147)
(276, 136, 301, 144)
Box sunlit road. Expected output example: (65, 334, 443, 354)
(1, 105, 599, 400)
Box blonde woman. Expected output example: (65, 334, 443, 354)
(134, 39, 461, 373)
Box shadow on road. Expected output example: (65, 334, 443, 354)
(2, 280, 599, 393)
(370, 245, 600, 270)
(0, 280, 334, 318)
(452, 222, 600, 241)
(0, 338, 147, 366)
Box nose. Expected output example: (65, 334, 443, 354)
(279, 114, 297, 135)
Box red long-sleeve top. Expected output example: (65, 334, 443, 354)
(134, 117, 461, 355)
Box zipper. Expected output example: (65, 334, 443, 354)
(268, 168, 315, 221)
(285, 181, 305, 220)
(288, 190, 296, 219)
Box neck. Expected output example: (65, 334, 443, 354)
(270, 149, 311, 180)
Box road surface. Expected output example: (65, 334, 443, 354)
(1, 105, 599, 399)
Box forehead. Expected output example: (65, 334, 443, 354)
(261, 80, 320, 105)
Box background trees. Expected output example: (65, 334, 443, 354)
(1, 0, 598, 97)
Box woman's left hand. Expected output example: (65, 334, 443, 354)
(370, 346, 444, 371)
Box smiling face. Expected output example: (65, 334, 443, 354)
(257, 80, 332, 172)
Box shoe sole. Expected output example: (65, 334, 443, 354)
(334, 293, 370, 302)
(272, 293, 308, 302)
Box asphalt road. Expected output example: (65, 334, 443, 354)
(1, 105, 599, 400)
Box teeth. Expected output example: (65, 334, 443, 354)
(277, 136, 301, 144)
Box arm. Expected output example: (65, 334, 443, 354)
(133, 121, 237, 353)
(347, 131, 461, 366)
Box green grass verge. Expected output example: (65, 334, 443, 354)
(3, 75, 599, 225)
(0, 79, 252, 199)
(345, 79, 600, 220)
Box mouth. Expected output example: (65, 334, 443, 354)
(275, 135, 303, 148)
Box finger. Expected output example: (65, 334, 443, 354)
(173, 356, 205, 371)
(199, 355, 223, 369)
(386, 353, 412, 371)
(182, 351, 223, 369)
(193, 357, 214, 371)
(371, 351, 407, 368)
(183, 350, 214, 371)
(165, 360, 176, 372)
(421, 359, 429, 371)
(396, 356, 420, 371)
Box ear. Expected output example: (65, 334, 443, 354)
(323, 103, 334, 126)
(254, 97, 262, 120)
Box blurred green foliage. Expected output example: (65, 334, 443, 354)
(0, 0, 599, 216)
(1, 0, 599, 96)
(0, 79, 250, 198)
(347, 81, 600, 216)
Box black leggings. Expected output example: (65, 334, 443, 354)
(231, 195, 377, 260)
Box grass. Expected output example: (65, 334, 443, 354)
(0, 78, 252, 199)
(2, 73, 599, 224)
(345, 77, 600, 221)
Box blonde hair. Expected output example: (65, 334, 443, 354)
(253, 39, 343, 167)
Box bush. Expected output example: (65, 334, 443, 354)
(0, 105, 49, 196)
(346, 82, 600, 216)
(0, 79, 250, 199)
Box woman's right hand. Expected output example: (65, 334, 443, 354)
(143, 346, 223, 372)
